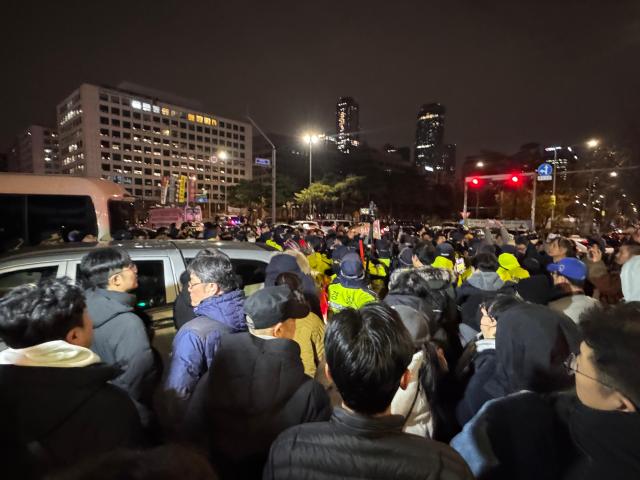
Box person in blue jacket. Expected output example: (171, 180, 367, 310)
(164, 249, 246, 415)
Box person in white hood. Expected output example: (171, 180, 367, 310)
(621, 254, 640, 302)
(0, 277, 142, 477)
(390, 305, 434, 437)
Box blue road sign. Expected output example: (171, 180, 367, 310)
(537, 163, 553, 176)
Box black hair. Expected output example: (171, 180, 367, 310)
(471, 252, 499, 272)
(187, 249, 238, 292)
(620, 241, 640, 257)
(325, 303, 414, 415)
(483, 294, 522, 320)
(78, 247, 133, 290)
(414, 242, 436, 265)
(49, 445, 217, 480)
(580, 302, 640, 407)
(552, 237, 577, 258)
(275, 271, 303, 293)
(0, 277, 86, 349)
(435, 232, 446, 240)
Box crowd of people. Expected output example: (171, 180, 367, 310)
(1, 219, 640, 479)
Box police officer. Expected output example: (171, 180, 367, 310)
(328, 253, 377, 314)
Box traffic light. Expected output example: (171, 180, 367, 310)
(505, 174, 523, 188)
(469, 177, 482, 188)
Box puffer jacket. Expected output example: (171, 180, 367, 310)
(85, 288, 158, 422)
(264, 407, 474, 480)
(164, 289, 245, 404)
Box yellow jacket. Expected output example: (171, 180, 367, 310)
(292, 311, 325, 378)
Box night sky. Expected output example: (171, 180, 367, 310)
(2, 0, 640, 161)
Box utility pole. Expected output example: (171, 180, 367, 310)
(247, 116, 277, 223)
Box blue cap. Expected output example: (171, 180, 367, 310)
(547, 257, 587, 281)
(340, 253, 365, 279)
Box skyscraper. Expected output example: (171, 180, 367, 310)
(7, 125, 59, 174)
(336, 97, 360, 154)
(414, 103, 445, 172)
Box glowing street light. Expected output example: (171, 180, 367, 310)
(610, 171, 618, 177)
(586, 138, 600, 149)
(302, 132, 321, 186)
(476, 161, 484, 168)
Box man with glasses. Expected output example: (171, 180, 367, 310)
(452, 302, 640, 479)
(164, 249, 246, 416)
(79, 247, 159, 428)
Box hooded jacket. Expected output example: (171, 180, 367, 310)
(0, 357, 142, 478)
(84, 288, 157, 417)
(456, 271, 514, 330)
(183, 332, 331, 480)
(452, 391, 640, 480)
(265, 254, 321, 317)
(621, 255, 640, 301)
(484, 303, 581, 400)
(165, 289, 246, 404)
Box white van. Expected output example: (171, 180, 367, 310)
(0, 173, 136, 249)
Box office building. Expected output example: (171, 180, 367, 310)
(414, 103, 445, 172)
(336, 97, 360, 154)
(56, 83, 252, 211)
(438, 143, 456, 179)
(7, 125, 59, 174)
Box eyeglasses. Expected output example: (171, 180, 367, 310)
(109, 263, 137, 278)
(563, 353, 615, 390)
(188, 280, 209, 289)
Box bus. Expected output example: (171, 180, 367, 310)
(0, 173, 136, 250)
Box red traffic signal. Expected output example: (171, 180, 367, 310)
(510, 175, 520, 183)
(469, 177, 481, 188)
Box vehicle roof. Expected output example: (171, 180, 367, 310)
(0, 240, 275, 263)
(0, 173, 134, 201)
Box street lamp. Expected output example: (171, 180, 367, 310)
(302, 133, 320, 218)
(544, 146, 562, 222)
(586, 138, 600, 149)
(303, 133, 319, 186)
(219, 150, 229, 215)
(476, 161, 484, 168)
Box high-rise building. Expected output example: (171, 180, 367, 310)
(56, 83, 252, 211)
(336, 97, 360, 154)
(439, 143, 456, 178)
(414, 103, 445, 172)
(7, 125, 59, 174)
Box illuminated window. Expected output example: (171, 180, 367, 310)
(196, 115, 203, 123)
(131, 100, 142, 109)
(211, 118, 218, 126)
(204, 117, 211, 125)
(161, 107, 170, 116)
(152, 105, 160, 114)
(142, 103, 151, 112)
(187, 113, 195, 122)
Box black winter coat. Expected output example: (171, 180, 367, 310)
(0, 364, 143, 479)
(264, 407, 474, 480)
(183, 332, 331, 480)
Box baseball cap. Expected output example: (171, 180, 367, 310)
(436, 242, 454, 259)
(546, 257, 587, 281)
(244, 285, 310, 329)
(340, 252, 365, 279)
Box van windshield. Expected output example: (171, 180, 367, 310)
(108, 200, 136, 235)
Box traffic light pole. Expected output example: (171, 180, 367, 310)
(463, 172, 537, 229)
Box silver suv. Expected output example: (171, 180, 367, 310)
(0, 240, 276, 333)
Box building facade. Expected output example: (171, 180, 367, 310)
(7, 125, 59, 174)
(414, 103, 445, 173)
(336, 97, 360, 154)
(56, 83, 252, 212)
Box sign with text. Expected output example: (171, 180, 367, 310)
(255, 157, 271, 167)
(537, 162, 553, 181)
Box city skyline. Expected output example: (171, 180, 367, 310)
(2, 1, 640, 164)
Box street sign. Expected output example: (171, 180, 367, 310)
(195, 194, 208, 203)
(537, 162, 553, 181)
(255, 157, 271, 167)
